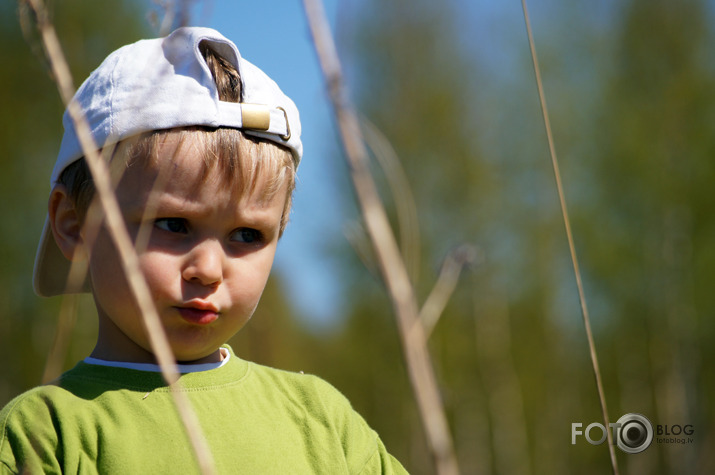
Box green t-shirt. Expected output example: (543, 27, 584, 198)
(0, 346, 407, 474)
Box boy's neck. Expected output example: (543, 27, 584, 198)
(89, 345, 225, 365)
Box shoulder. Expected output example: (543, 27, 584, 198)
(1, 383, 76, 424)
(247, 362, 340, 392)
(1, 380, 88, 440)
(243, 363, 408, 474)
(245, 362, 353, 412)
(0, 385, 77, 474)
(0, 364, 141, 474)
(0, 363, 118, 427)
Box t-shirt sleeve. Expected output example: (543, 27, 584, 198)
(354, 432, 409, 475)
(0, 390, 62, 474)
(309, 375, 409, 474)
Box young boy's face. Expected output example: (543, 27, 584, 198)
(84, 134, 287, 364)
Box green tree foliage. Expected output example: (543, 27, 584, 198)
(583, 1, 715, 473)
(319, 0, 715, 473)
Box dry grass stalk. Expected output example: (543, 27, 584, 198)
(361, 117, 422, 284)
(302, 0, 460, 473)
(23, 0, 216, 472)
(421, 245, 480, 337)
(520, 1, 618, 473)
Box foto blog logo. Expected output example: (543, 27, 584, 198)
(572, 413, 654, 454)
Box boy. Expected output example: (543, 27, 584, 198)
(0, 27, 406, 474)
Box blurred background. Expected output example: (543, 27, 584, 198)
(1, 0, 714, 473)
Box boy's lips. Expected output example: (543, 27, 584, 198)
(175, 300, 219, 325)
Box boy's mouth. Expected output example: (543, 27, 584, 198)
(176, 301, 219, 325)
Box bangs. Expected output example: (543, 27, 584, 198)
(125, 127, 296, 234)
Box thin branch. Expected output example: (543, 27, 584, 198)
(302, 1, 460, 474)
(421, 245, 480, 338)
(24, 1, 216, 473)
(343, 220, 379, 278)
(361, 117, 422, 284)
(520, 1, 619, 473)
(42, 294, 78, 383)
(42, 146, 122, 381)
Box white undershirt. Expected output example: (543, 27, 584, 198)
(83, 347, 230, 373)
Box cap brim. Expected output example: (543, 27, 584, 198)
(33, 216, 90, 297)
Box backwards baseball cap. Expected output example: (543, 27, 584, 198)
(33, 26, 302, 297)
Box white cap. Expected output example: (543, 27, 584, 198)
(33, 27, 302, 297)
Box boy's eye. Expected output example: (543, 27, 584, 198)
(231, 228, 262, 243)
(155, 218, 188, 234)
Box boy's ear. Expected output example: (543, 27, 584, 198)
(48, 185, 86, 261)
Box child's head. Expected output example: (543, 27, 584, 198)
(33, 27, 302, 363)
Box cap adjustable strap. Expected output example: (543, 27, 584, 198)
(217, 102, 290, 140)
(277, 107, 291, 140)
(240, 103, 271, 131)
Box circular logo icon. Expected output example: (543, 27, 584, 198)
(616, 413, 653, 454)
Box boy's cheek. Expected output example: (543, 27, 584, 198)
(137, 253, 177, 288)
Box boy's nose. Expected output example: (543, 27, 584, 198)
(182, 240, 224, 286)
